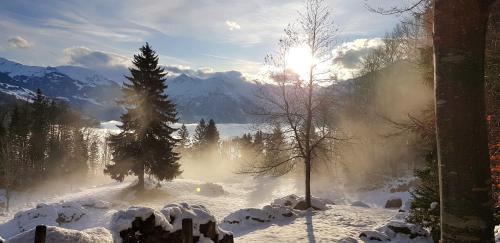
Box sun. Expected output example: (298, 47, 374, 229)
(286, 45, 314, 80)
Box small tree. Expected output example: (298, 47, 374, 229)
(262, 125, 292, 176)
(88, 140, 100, 175)
(105, 43, 181, 190)
(248, 0, 339, 209)
(177, 123, 190, 150)
(193, 119, 207, 149)
(205, 119, 220, 148)
(408, 147, 440, 241)
(253, 131, 264, 151)
(70, 126, 89, 179)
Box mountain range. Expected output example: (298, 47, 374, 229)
(0, 57, 262, 123)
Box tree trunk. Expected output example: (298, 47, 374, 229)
(486, 1, 500, 207)
(303, 65, 315, 209)
(434, 0, 494, 242)
(305, 156, 312, 208)
(5, 188, 9, 212)
(137, 163, 145, 190)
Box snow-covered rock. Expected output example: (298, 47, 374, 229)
(161, 203, 215, 233)
(110, 206, 172, 238)
(11, 202, 86, 233)
(271, 194, 333, 210)
(351, 201, 370, 208)
(384, 198, 403, 209)
(359, 230, 391, 242)
(110, 203, 232, 243)
(55, 202, 87, 224)
(384, 220, 428, 239)
(162, 203, 231, 242)
(110, 206, 176, 243)
(221, 194, 336, 233)
(7, 226, 113, 243)
(221, 205, 297, 229)
(359, 220, 431, 242)
(0, 200, 111, 238)
(2, 203, 57, 237)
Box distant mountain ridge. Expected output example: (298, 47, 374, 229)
(0, 57, 261, 123)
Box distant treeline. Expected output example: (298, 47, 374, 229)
(0, 89, 100, 192)
(177, 119, 318, 178)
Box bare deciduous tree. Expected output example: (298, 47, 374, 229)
(244, 0, 342, 209)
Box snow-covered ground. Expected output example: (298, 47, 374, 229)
(0, 174, 415, 242)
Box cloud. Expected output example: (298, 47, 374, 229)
(225, 21, 241, 31)
(123, 0, 303, 45)
(332, 38, 384, 80)
(61, 46, 253, 83)
(7, 36, 33, 49)
(63, 46, 130, 68)
(163, 64, 215, 78)
(0, 0, 407, 79)
(162, 64, 251, 83)
(62, 46, 131, 82)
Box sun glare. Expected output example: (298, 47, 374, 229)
(286, 45, 314, 80)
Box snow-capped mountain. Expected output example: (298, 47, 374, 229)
(0, 57, 122, 120)
(0, 57, 261, 123)
(166, 72, 260, 123)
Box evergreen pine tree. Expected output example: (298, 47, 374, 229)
(249, 130, 265, 164)
(177, 123, 190, 149)
(4, 106, 25, 210)
(238, 133, 253, 162)
(105, 43, 181, 190)
(88, 140, 99, 175)
(8, 105, 30, 185)
(253, 130, 264, 151)
(407, 147, 440, 242)
(240, 133, 253, 148)
(193, 119, 207, 147)
(70, 127, 89, 178)
(262, 125, 291, 176)
(0, 110, 7, 184)
(205, 119, 220, 147)
(29, 88, 49, 177)
(46, 101, 64, 176)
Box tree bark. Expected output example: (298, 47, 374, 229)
(137, 163, 145, 190)
(305, 156, 312, 208)
(304, 66, 315, 209)
(5, 188, 9, 212)
(434, 0, 494, 242)
(486, 0, 500, 207)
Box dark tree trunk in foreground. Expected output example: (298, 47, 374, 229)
(434, 0, 494, 241)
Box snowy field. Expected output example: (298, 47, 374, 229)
(0, 174, 417, 242)
(0, 122, 437, 242)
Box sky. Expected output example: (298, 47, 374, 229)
(0, 0, 409, 81)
